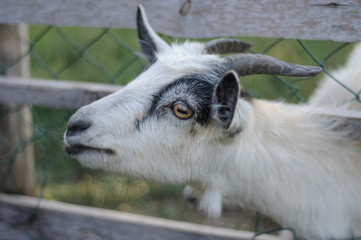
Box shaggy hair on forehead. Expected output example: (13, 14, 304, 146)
(64, 5, 361, 239)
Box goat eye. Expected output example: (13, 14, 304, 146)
(172, 101, 194, 119)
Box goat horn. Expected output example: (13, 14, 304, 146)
(225, 54, 322, 77)
(203, 39, 253, 55)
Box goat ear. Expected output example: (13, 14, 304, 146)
(213, 71, 240, 129)
(137, 5, 169, 62)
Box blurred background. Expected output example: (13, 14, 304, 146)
(0, 24, 356, 233)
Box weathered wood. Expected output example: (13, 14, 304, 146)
(0, 194, 281, 240)
(318, 107, 361, 140)
(0, 76, 122, 109)
(0, 25, 34, 195)
(0, 0, 361, 42)
(285, 104, 361, 140)
(0, 77, 360, 140)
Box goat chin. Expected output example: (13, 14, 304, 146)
(64, 6, 361, 238)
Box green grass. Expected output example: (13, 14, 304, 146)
(28, 25, 355, 230)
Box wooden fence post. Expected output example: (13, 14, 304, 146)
(0, 24, 34, 195)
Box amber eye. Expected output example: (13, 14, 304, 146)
(172, 101, 194, 119)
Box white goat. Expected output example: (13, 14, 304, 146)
(64, 5, 361, 239)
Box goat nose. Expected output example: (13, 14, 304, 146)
(66, 120, 91, 137)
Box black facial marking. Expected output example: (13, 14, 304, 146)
(158, 76, 215, 125)
(240, 89, 253, 102)
(136, 73, 219, 130)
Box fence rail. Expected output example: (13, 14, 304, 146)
(0, 193, 281, 240)
(1, 0, 361, 41)
(0, 76, 121, 109)
(0, 0, 361, 239)
(0, 77, 360, 141)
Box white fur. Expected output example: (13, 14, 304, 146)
(65, 39, 361, 239)
(310, 43, 361, 110)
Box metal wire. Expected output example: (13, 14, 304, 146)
(0, 23, 359, 239)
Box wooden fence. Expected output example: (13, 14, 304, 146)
(1, 0, 361, 42)
(0, 0, 360, 239)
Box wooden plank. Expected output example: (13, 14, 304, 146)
(318, 108, 361, 140)
(318, 107, 361, 119)
(0, 194, 282, 240)
(0, 76, 121, 109)
(286, 104, 361, 140)
(0, 77, 360, 140)
(0, 25, 34, 196)
(0, 0, 360, 42)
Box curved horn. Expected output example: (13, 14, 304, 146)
(225, 54, 322, 77)
(203, 39, 253, 55)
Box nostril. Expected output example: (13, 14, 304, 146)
(66, 120, 91, 137)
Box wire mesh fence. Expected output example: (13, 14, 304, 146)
(0, 22, 360, 240)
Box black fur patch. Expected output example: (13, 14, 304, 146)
(135, 66, 249, 138)
(136, 73, 219, 130)
(214, 71, 240, 129)
(155, 75, 215, 125)
(240, 89, 253, 102)
(137, 7, 157, 62)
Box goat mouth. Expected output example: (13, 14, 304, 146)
(65, 144, 114, 156)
